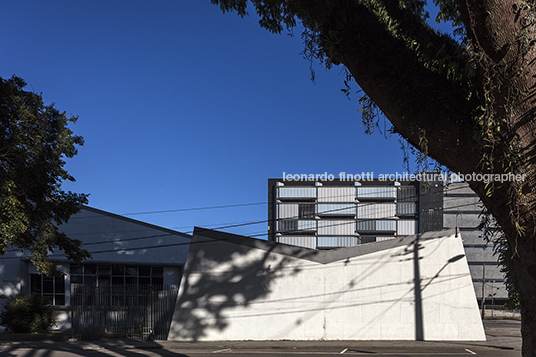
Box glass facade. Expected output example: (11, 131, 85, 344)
(273, 181, 420, 248)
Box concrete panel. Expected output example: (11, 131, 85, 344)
(444, 196, 481, 212)
(444, 212, 481, 229)
(444, 183, 477, 195)
(318, 203, 355, 216)
(464, 246, 498, 263)
(472, 281, 509, 299)
(357, 187, 397, 199)
(459, 230, 486, 244)
(169, 228, 485, 341)
(468, 263, 504, 280)
(278, 187, 316, 199)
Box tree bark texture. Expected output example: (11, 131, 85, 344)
(288, 0, 536, 355)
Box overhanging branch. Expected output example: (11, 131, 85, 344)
(292, 0, 483, 174)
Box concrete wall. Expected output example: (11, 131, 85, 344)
(443, 183, 509, 302)
(169, 228, 485, 341)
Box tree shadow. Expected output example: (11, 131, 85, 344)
(169, 228, 479, 341)
(169, 228, 317, 340)
(0, 342, 190, 357)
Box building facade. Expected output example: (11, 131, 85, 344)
(0, 206, 191, 331)
(268, 177, 508, 304)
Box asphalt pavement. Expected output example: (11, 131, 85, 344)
(0, 319, 522, 355)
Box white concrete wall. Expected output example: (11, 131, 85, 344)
(169, 228, 485, 341)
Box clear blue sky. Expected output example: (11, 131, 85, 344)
(1, 1, 438, 237)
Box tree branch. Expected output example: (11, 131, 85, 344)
(292, 0, 483, 175)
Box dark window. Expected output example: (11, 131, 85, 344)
(29, 273, 65, 306)
(97, 265, 111, 274)
(84, 264, 97, 274)
(71, 264, 168, 307)
(31, 274, 41, 293)
(112, 265, 124, 275)
(151, 266, 163, 277)
(361, 237, 377, 244)
(299, 204, 315, 219)
(125, 266, 138, 276)
(71, 275, 83, 284)
(71, 265, 83, 274)
(112, 276, 124, 285)
(139, 266, 151, 277)
(71, 264, 166, 289)
(278, 219, 298, 232)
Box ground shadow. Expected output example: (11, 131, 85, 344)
(0, 341, 190, 357)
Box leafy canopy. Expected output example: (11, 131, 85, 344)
(0, 76, 90, 274)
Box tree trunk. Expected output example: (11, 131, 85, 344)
(286, 1, 536, 354)
(517, 249, 536, 356)
(475, 178, 536, 357)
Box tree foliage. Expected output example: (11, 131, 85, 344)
(0, 76, 90, 274)
(212, 1, 536, 355)
(0, 293, 57, 333)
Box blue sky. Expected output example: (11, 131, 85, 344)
(1, 1, 435, 237)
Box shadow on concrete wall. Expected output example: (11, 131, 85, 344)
(169, 229, 313, 340)
(169, 228, 475, 341)
(400, 234, 466, 341)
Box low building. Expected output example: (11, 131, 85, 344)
(0, 206, 191, 336)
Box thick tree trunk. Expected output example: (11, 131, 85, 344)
(287, 1, 536, 354)
(475, 178, 536, 357)
(517, 249, 536, 356)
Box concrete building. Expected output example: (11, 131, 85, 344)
(169, 227, 485, 341)
(0, 206, 191, 331)
(443, 183, 507, 304)
(268, 177, 508, 305)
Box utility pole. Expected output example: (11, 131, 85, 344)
(480, 263, 486, 319)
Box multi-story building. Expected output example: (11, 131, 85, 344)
(268, 176, 508, 305)
(443, 182, 507, 305)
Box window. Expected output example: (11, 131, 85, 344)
(70, 264, 168, 306)
(298, 204, 315, 219)
(278, 219, 298, 232)
(30, 274, 65, 305)
(70, 264, 165, 289)
(360, 237, 377, 244)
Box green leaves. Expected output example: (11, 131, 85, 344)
(0, 76, 89, 275)
(0, 293, 57, 333)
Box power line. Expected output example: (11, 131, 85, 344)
(0, 184, 482, 258)
(120, 202, 267, 216)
